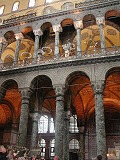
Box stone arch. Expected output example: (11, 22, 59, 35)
(61, 2, 74, 11)
(60, 18, 76, 57)
(4, 30, 16, 45)
(29, 75, 55, 116)
(0, 79, 21, 126)
(21, 26, 35, 41)
(65, 71, 94, 126)
(105, 10, 120, 28)
(83, 14, 96, 28)
(40, 22, 58, 59)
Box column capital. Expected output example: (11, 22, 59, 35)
(54, 84, 65, 96)
(74, 20, 83, 29)
(33, 29, 43, 36)
(96, 16, 105, 25)
(15, 33, 23, 40)
(30, 112, 40, 121)
(92, 81, 105, 94)
(52, 24, 62, 32)
(20, 88, 33, 99)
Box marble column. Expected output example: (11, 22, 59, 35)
(33, 29, 43, 63)
(30, 112, 40, 148)
(74, 20, 83, 57)
(92, 81, 106, 160)
(63, 111, 70, 160)
(53, 24, 62, 59)
(96, 17, 106, 52)
(18, 89, 32, 147)
(54, 85, 65, 160)
(14, 33, 23, 64)
(78, 126, 85, 160)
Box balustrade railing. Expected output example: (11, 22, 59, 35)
(0, 46, 120, 71)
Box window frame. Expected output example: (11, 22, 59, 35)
(28, 0, 36, 8)
(0, 5, 5, 15)
(12, 1, 20, 12)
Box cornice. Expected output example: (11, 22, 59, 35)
(0, 54, 120, 76)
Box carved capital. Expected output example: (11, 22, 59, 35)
(30, 112, 40, 121)
(52, 24, 62, 32)
(74, 20, 83, 29)
(15, 33, 23, 40)
(33, 29, 43, 36)
(92, 81, 105, 94)
(54, 84, 65, 96)
(96, 16, 105, 25)
(20, 88, 33, 99)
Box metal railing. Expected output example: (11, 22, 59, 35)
(0, 46, 120, 71)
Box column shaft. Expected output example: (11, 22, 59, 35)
(54, 86, 65, 160)
(30, 112, 40, 148)
(96, 17, 106, 51)
(93, 82, 106, 160)
(63, 111, 70, 160)
(74, 20, 83, 57)
(54, 31, 60, 58)
(76, 28, 82, 57)
(14, 39, 21, 63)
(18, 95, 30, 146)
(34, 35, 40, 62)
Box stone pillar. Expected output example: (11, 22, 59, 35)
(74, 20, 83, 57)
(53, 24, 62, 59)
(18, 89, 32, 147)
(92, 81, 106, 160)
(33, 29, 43, 63)
(78, 126, 85, 160)
(63, 111, 70, 160)
(30, 112, 40, 148)
(96, 17, 106, 52)
(54, 85, 65, 160)
(14, 33, 23, 63)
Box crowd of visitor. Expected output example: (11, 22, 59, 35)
(0, 145, 45, 160)
(0, 144, 103, 160)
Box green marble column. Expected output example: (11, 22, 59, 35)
(18, 89, 32, 147)
(63, 111, 70, 160)
(54, 85, 65, 160)
(92, 81, 106, 160)
(30, 112, 40, 148)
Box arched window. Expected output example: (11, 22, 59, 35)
(38, 115, 55, 133)
(38, 115, 48, 133)
(0, 6, 4, 15)
(69, 115, 79, 133)
(50, 139, 55, 158)
(28, 0, 35, 7)
(38, 139, 46, 158)
(12, 2, 19, 11)
(69, 139, 79, 149)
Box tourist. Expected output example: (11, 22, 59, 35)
(53, 155, 60, 160)
(0, 145, 7, 160)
